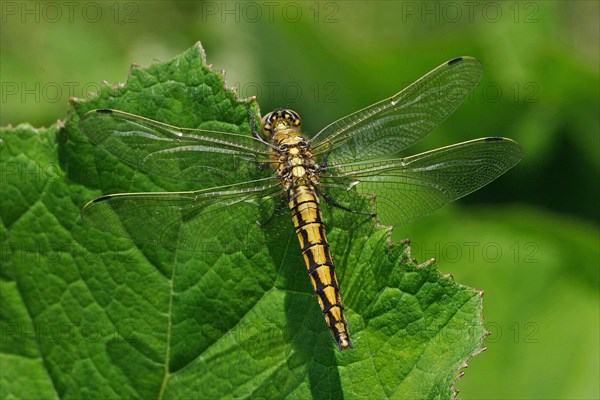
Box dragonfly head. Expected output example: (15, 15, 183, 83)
(261, 109, 301, 140)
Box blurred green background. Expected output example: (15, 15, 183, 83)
(1, 1, 598, 398)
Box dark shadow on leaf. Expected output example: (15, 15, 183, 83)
(260, 199, 344, 399)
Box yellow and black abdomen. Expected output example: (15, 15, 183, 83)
(289, 185, 352, 350)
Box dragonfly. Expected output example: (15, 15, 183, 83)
(79, 56, 522, 351)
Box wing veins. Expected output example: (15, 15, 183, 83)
(311, 57, 483, 163)
(320, 137, 522, 226)
(82, 178, 284, 252)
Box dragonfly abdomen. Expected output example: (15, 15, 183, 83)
(289, 185, 352, 350)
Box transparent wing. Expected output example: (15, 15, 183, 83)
(311, 57, 483, 164)
(321, 137, 522, 227)
(82, 177, 285, 253)
(79, 109, 272, 185)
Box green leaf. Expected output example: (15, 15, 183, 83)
(1, 43, 486, 399)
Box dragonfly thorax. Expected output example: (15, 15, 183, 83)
(274, 135, 319, 191)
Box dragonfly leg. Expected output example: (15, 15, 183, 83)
(250, 111, 260, 138)
(320, 190, 376, 217)
(248, 109, 271, 146)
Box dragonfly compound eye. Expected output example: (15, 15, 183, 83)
(283, 110, 302, 127)
(261, 109, 302, 136)
(260, 112, 275, 138)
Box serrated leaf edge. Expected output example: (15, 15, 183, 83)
(68, 41, 259, 114)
